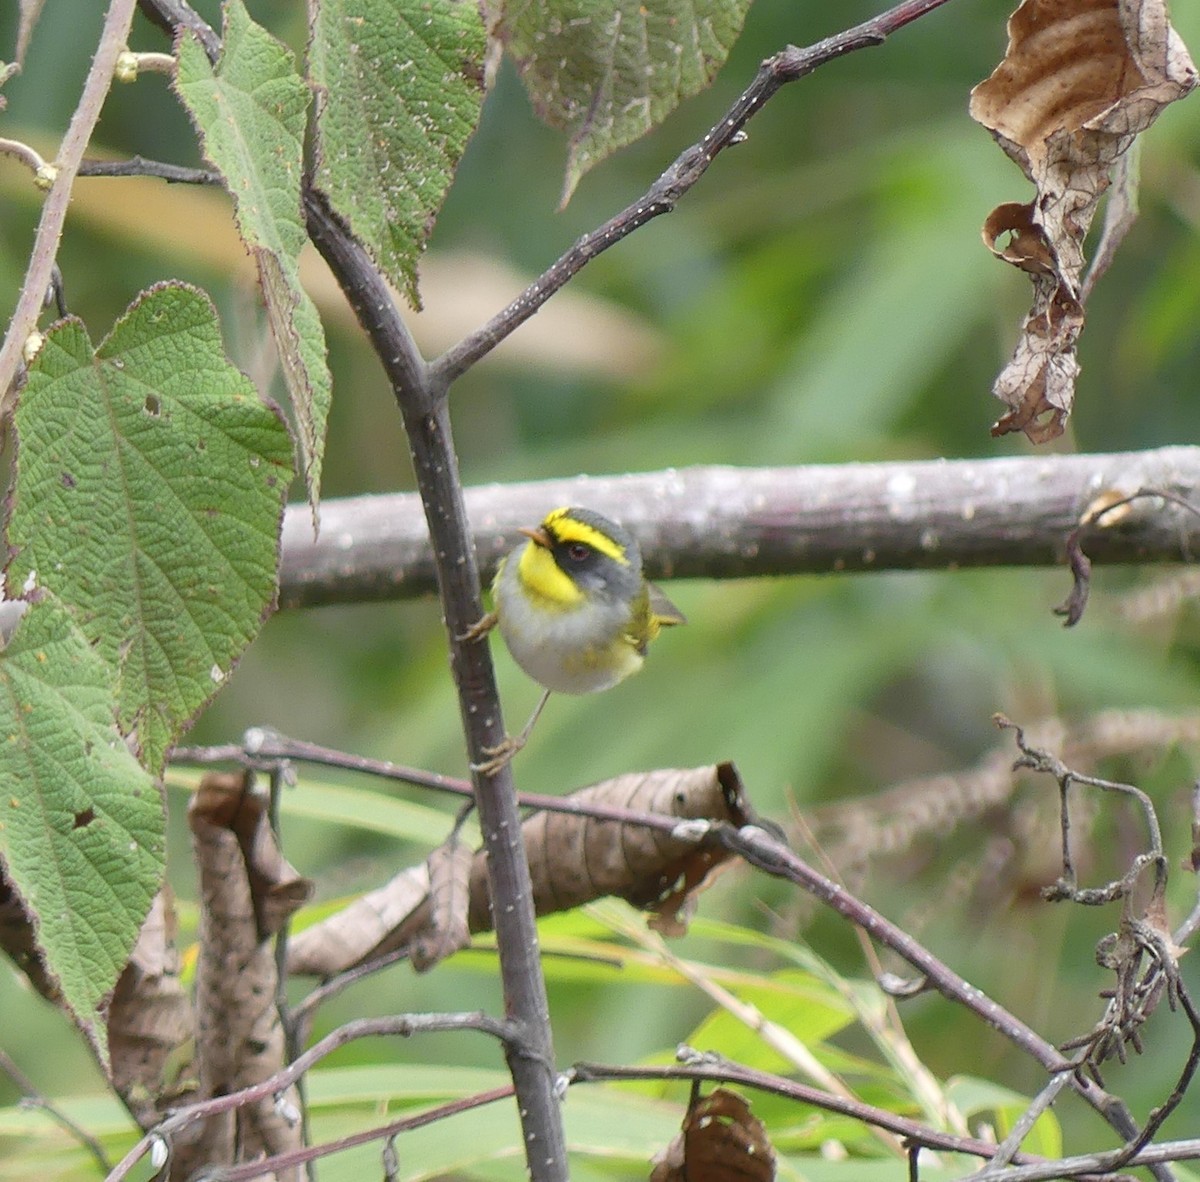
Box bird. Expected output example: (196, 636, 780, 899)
(466, 506, 685, 774)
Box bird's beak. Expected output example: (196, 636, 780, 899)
(519, 525, 552, 548)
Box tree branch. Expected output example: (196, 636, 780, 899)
(717, 821, 1176, 1175)
(302, 191, 569, 1179)
(278, 447, 1200, 607)
(134, 2, 571, 1174)
(430, 0, 956, 383)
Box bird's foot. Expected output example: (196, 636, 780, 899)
(470, 733, 525, 777)
(458, 611, 498, 643)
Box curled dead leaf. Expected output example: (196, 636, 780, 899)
(651, 1088, 776, 1182)
(107, 889, 194, 1130)
(982, 202, 1058, 273)
(411, 834, 474, 972)
(188, 772, 308, 1168)
(970, 0, 1197, 443)
(469, 763, 752, 938)
(287, 763, 756, 977)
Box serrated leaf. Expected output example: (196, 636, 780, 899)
(175, 0, 332, 505)
(308, 0, 487, 305)
(6, 283, 294, 773)
(0, 596, 164, 1063)
(499, 0, 751, 203)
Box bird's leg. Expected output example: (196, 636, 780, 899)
(471, 689, 552, 776)
(458, 610, 498, 643)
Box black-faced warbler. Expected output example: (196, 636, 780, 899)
(469, 506, 685, 774)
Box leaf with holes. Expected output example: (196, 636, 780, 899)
(0, 595, 164, 1064)
(499, 0, 752, 204)
(175, 0, 332, 506)
(308, 0, 487, 306)
(5, 282, 294, 774)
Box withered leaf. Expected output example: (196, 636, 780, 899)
(107, 888, 194, 1130)
(287, 764, 755, 978)
(468, 763, 752, 937)
(970, 0, 1197, 442)
(286, 863, 431, 978)
(651, 1088, 776, 1182)
(188, 772, 306, 1168)
(410, 835, 474, 972)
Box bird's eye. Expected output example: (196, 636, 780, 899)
(565, 542, 590, 562)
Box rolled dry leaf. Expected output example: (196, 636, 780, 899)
(650, 1088, 776, 1182)
(189, 771, 309, 1175)
(970, 0, 1197, 442)
(286, 863, 431, 978)
(107, 888, 194, 1130)
(287, 763, 755, 977)
(410, 834, 474, 971)
(470, 763, 752, 938)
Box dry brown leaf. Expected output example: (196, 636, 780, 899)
(411, 835, 475, 972)
(189, 772, 308, 1174)
(651, 1089, 776, 1182)
(970, 0, 1197, 442)
(288, 764, 755, 978)
(286, 863, 431, 978)
(469, 763, 752, 937)
(107, 888, 195, 1130)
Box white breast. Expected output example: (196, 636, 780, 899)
(494, 556, 641, 694)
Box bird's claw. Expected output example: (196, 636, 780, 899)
(470, 734, 525, 777)
(458, 611, 498, 643)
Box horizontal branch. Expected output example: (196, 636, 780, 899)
(280, 447, 1200, 608)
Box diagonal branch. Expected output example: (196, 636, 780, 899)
(431, 0, 957, 384)
(714, 821, 1175, 1172)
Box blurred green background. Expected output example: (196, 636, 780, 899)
(3, 0, 1200, 1176)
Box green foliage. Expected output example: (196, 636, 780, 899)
(2, 0, 1200, 1177)
(499, 0, 753, 202)
(308, 0, 488, 305)
(7, 284, 294, 775)
(0, 596, 163, 1063)
(176, 0, 331, 502)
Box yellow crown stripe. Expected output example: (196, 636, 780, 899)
(544, 508, 629, 564)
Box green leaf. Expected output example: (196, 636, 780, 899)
(6, 283, 294, 773)
(0, 596, 164, 1063)
(308, 0, 487, 305)
(499, 0, 752, 203)
(946, 1076, 1062, 1160)
(175, 0, 332, 505)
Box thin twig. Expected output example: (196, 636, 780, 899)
(1056, 488, 1200, 625)
(170, 732, 696, 832)
(711, 821, 1170, 1166)
(0, 1048, 113, 1173)
(431, 0, 956, 384)
(173, 1085, 515, 1182)
(965, 1139, 1200, 1182)
(0, 137, 49, 175)
(77, 155, 220, 184)
(102, 1013, 516, 1182)
(0, 0, 143, 410)
(996, 715, 1164, 898)
(986, 1072, 1073, 1171)
(567, 1058, 1056, 1171)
